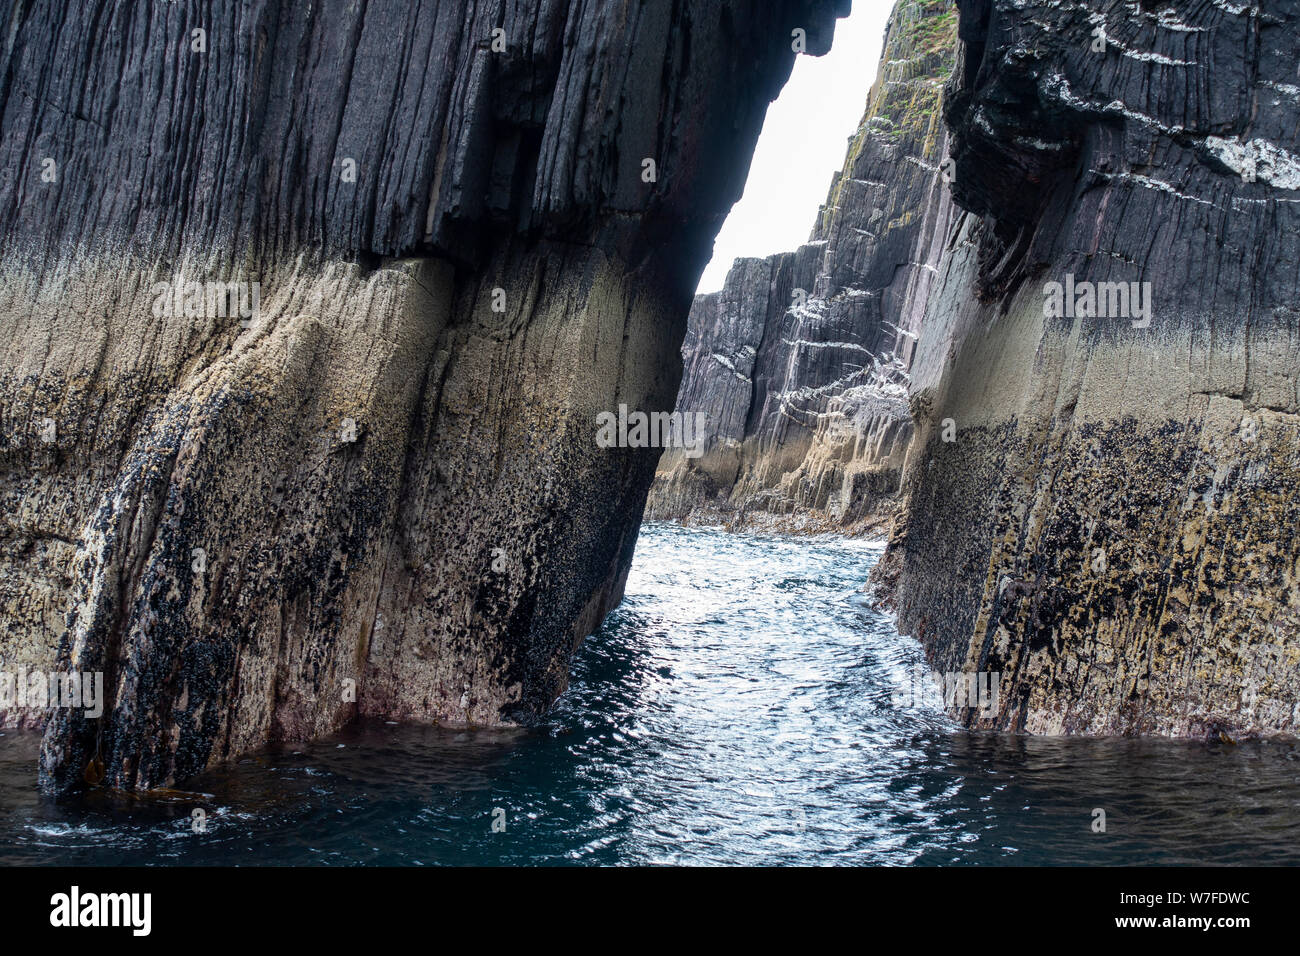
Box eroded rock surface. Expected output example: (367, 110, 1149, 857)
(647, 0, 958, 531)
(657, 0, 1300, 739)
(0, 0, 845, 791)
(880, 0, 1300, 737)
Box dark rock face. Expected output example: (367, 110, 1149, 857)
(0, 0, 846, 791)
(647, 1, 959, 530)
(657, 0, 1300, 739)
(882, 0, 1300, 737)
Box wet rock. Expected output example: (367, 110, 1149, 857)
(0, 0, 846, 791)
(879, 0, 1300, 738)
(658, 0, 1300, 740)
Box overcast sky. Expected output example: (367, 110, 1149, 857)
(696, 4, 895, 293)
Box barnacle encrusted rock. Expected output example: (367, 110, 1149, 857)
(656, 0, 1300, 739)
(879, 0, 1300, 737)
(0, 0, 845, 792)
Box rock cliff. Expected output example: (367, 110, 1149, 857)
(657, 0, 1300, 740)
(0, 0, 845, 792)
(883, 0, 1300, 738)
(647, 0, 958, 530)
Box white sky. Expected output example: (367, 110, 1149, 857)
(696, 3, 895, 293)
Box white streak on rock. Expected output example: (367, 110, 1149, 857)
(1205, 137, 1300, 190)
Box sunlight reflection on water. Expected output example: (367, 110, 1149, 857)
(2, 523, 1298, 865)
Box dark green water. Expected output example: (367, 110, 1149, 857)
(2, 523, 1298, 865)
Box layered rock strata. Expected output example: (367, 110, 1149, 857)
(657, 0, 1300, 740)
(647, 0, 958, 531)
(0, 0, 844, 791)
(882, 0, 1300, 737)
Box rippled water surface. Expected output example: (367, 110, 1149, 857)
(2, 523, 1299, 865)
